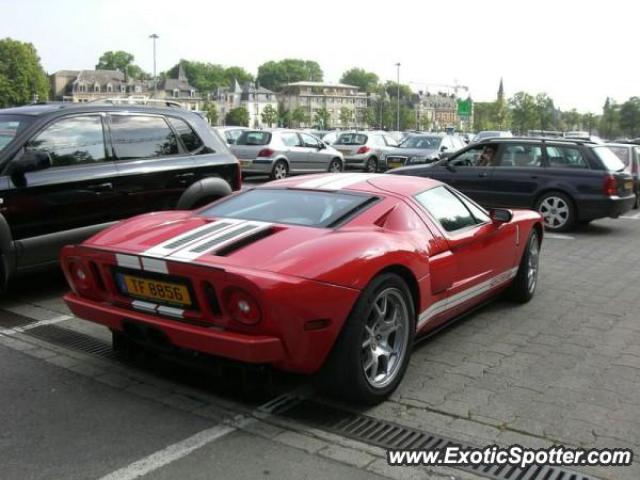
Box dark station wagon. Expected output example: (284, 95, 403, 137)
(390, 137, 635, 231)
(0, 103, 241, 289)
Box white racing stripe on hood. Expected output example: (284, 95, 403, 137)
(297, 173, 362, 189)
(319, 173, 379, 190)
(167, 220, 273, 261)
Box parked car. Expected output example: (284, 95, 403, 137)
(606, 143, 640, 208)
(0, 103, 241, 290)
(333, 131, 398, 172)
(61, 172, 543, 404)
(230, 129, 344, 180)
(214, 126, 251, 145)
(471, 130, 513, 143)
(383, 134, 466, 170)
(322, 131, 340, 145)
(390, 137, 635, 231)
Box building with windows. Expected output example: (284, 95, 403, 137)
(279, 81, 369, 128)
(212, 80, 278, 127)
(154, 64, 203, 110)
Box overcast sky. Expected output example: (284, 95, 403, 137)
(3, 0, 636, 112)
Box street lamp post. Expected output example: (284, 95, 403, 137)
(395, 63, 401, 131)
(149, 33, 159, 97)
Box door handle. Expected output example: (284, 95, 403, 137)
(87, 182, 113, 192)
(176, 173, 195, 180)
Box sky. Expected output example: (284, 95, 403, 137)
(2, 0, 637, 113)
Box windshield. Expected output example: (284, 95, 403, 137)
(592, 146, 626, 171)
(200, 189, 376, 228)
(335, 133, 367, 145)
(236, 131, 271, 146)
(0, 115, 31, 152)
(400, 136, 440, 149)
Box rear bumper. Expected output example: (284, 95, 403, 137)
(65, 293, 285, 364)
(578, 194, 635, 221)
(240, 159, 272, 175)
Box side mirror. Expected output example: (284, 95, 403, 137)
(227, 138, 236, 145)
(440, 151, 452, 160)
(490, 208, 513, 224)
(443, 158, 456, 172)
(317, 142, 325, 150)
(10, 149, 51, 176)
(440, 145, 448, 152)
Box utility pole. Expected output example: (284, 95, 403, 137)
(149, 33, 159, 97)
(395, 63, 401, 131)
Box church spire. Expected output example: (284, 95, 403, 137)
(497, 77, 504, 101)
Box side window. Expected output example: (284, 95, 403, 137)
(167, 117, 203, 152)
(300, 133, 320, 148)
(110, 115, 178, 160)
(449, 144, 490, 167)
(371, 135, 385, 147)
(495, 144, 542, 167)
(384, 135, 398, 147)
(281, 132, 302, 147)
(545, 145, 588, 168)
(415, 186, 478, 232)
(26, 115, 106, 167)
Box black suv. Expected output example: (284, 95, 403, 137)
(0, 103, 241, 289)
(390, 137, 635, 231)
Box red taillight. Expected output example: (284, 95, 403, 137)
(356, 146, 371, 155)
(258, 148, 275, 158)
(64, 257, 92, 293)
(225, 288, 261, 325)
(603, 175, 618, 196)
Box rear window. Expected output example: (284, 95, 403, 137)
(592, 146, 626, 171)
(0, 114, 32, 152)
(200, 189, 376, 228)
(236, 131, 271, 146)
(167, 117, 203, 152)
(335, 133, 368, 145)
(607, 145, 630, 167)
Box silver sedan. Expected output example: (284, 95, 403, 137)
(230, 130, 345, 180)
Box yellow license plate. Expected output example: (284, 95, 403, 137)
(121, 274, 192, 307)
(240, 159, 253, 167)
(388, 161, 402, 169)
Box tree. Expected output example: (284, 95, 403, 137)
(619, 97, 640, 138)
(535, 93, 555, 131)
(563, 109, 581, 131)
(0, 38, 49, 107)
(600, 97, 620, 139)
(203, 101, 219, 125)
(223, 66, 254, 87)
(277, 104, 290, 127)
(225, 107, 249, 127)
(582, 112, 597, 135)
(508, 92, 537, 134)
(340, 68, 379, 92)
(166, 60, 225, 92)
(291, 107, 310, 127)
(256, 59, 323, 91)
(96, 50, 147, 79)
(384, 81, 413, 101)
(260, 104, 278, 127)
(314, 107, 331, 129)
(339, 107, 354, 127)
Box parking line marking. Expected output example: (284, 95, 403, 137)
(545, 233, 575, 240)
(621, 212, 640, 219)
(0, 314, 72, 336)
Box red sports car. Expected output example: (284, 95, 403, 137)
(62, 173, 543, 404)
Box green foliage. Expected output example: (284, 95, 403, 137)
(260, 104, 278, 127)
(225, 107, 249, 127)
(165, 61, 253, 92)
(0, 38, 49, 107)
(256, 59, 323, 91)
(619, 97, 640, 137)
(339, 107, 354, 127)
(508, 92, 538, 134)
(291, 107, 310, 127)
(535, 93, 555, 131)
(223, 66, 254, 87)
(599, 97, 620, 139)
(203, 101, 219, 125)
(314, 107, 331, 129)
(384, 81, 413, 100)
(340, 68, 379, 92)
(96, 50, 147, 79)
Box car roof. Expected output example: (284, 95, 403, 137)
(0, 103, 195, 117)
(264, 173, 442, 196)
(474, 136, 597, 146)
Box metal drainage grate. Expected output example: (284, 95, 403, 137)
(0, 310, 39, 330)
(276, 400, 600, 480)
(26, 324, 116, 359)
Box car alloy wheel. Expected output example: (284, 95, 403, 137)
(539, 195, 570, 230)
(361, 287, 410, 389)
(365, 158, 377, 173)
(272, 161, 288, 180)
(526, 231, 540, 294)
(329, 159, 342, 173)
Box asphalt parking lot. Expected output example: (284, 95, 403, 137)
(1, 205, 639, 480)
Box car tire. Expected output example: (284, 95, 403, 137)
(328, 158, 343, 173)
(270, 160, 289, 180)
(634, 193, 640, 209)
(506, 229, 540, 303)
(535, 191, 575, 232)
(322, 273, 415, 405)
(365, 157, 378, 173)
